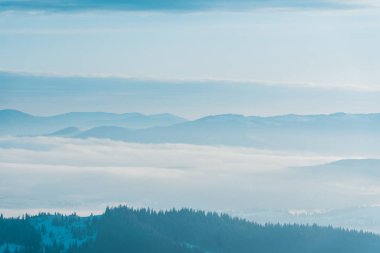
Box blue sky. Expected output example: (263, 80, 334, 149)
(1, 72, 380, 118)
(1, 0, 380, 115)
(0, 0, 358, 12)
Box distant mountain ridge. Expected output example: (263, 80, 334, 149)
(1, 109, 380, 154)
(0, 109, 188, 135)
(63, 112, 380, 154)
(291, 159, 380, 179)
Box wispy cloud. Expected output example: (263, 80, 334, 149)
(2, 71, 380, 118)
(0, 136, 338, 172)
(0, 0, 360, 13)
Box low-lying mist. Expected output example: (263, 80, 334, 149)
(1, 136, 380, 232)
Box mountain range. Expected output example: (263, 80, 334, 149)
(0, 109, 187, 135)
(1, 109, 380, 154)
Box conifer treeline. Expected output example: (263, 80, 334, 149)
(1, 206, 380, 253)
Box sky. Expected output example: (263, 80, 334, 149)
(1, 72, 380, 118)
(1, 1, 380, 232)
(1, 0, 380, 93)
(1, 0, 380, 118)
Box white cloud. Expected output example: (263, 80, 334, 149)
(0, 136, 378, 217)
(0, 136, 340, 172)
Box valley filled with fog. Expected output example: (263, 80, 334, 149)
(1, 133, 379, 233)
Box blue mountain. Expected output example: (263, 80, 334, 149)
(0, 109, 187, 136)
(74, 113, 380, 154)
(2, 110, 380, 154)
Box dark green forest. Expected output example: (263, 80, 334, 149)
(1, 206, 380, 253)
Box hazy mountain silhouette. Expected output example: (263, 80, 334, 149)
(289, 158, 380, 179)
(2, 110, 380, 154)
(47, 127, 81, 137)
(70, 113, 380, 154)
(0, 109, 187, 136)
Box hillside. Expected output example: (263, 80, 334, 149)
(1, 206, 380, 253)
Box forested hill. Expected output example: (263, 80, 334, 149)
(1, 206, 380, 253)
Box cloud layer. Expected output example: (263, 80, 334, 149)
(2, 72, 380, 118)
(1, 136, 378, 219)
(0, 0, 352, 12)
